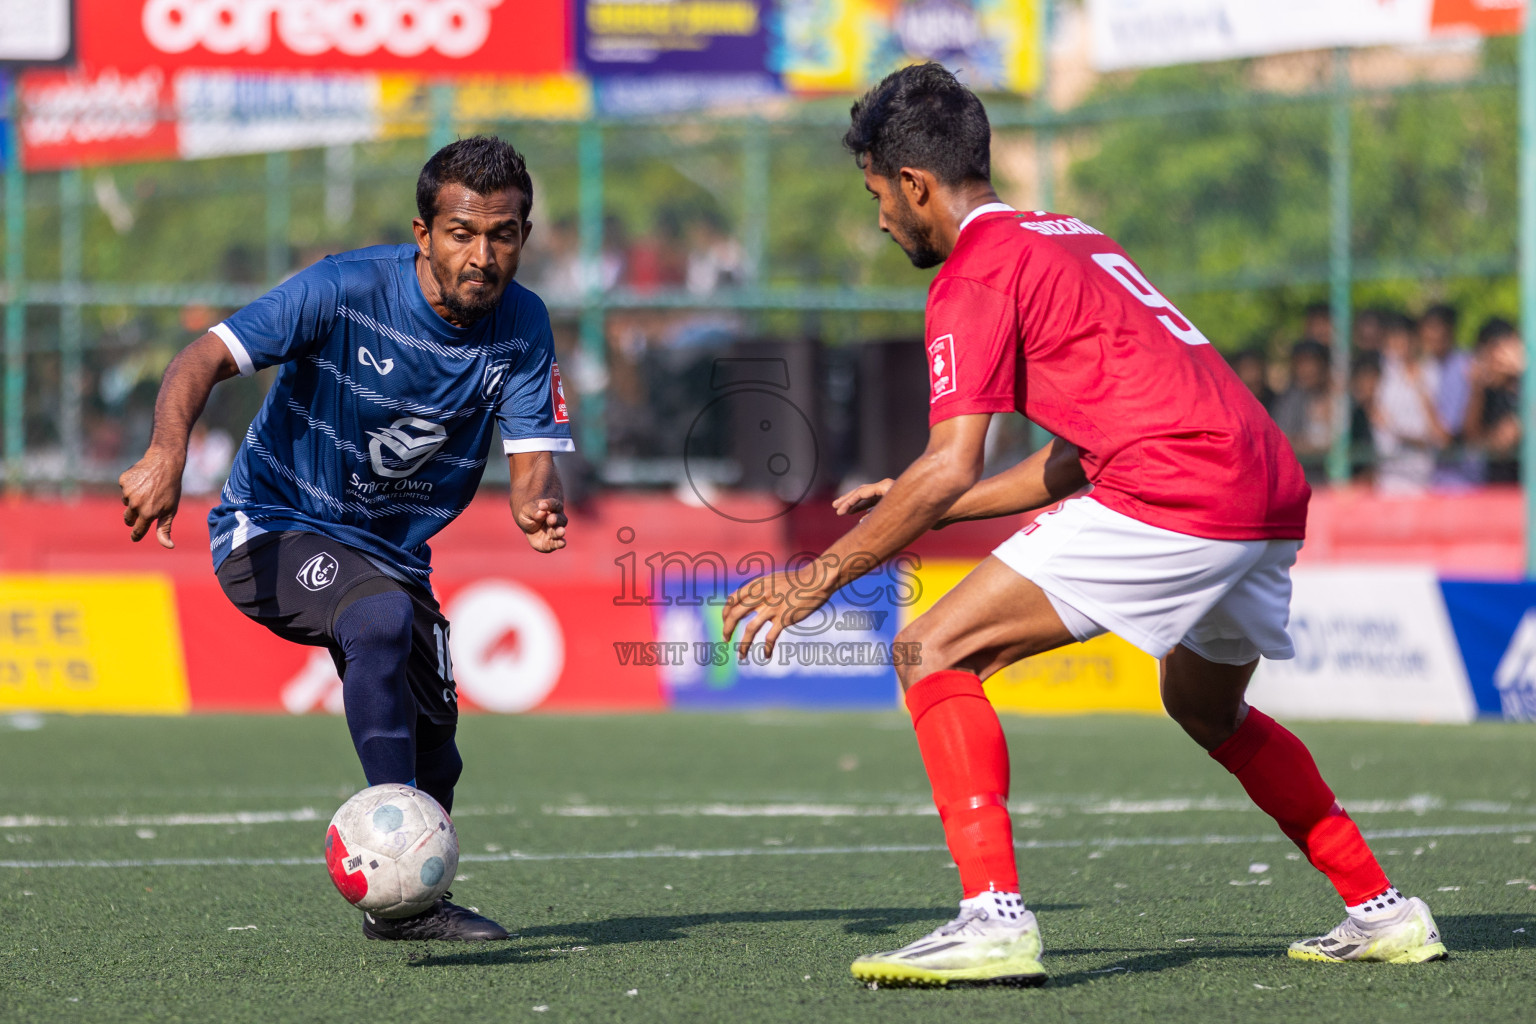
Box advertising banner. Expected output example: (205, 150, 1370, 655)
(575, 0, 781, 115)
(0, 576, 189, 714)
(901, 561, 1163, 715)
(0, 0, 73, 66)
(1087, 0, 1435, 72)
(75, 0, 570, 76)
(1440, 580, 1536, 721)
(1248, 567, 1476, 724)
(575, 0, 771, 74)
(178, 575, 665, 714)
(379, 73, 593, 134)
(175, 70, 380, 159)
(19, 66, 179, 171)
(1432, 0, 1524, 35)
(777, 0, 1040, 94)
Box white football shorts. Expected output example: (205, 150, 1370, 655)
(990, 495, 1300, 665)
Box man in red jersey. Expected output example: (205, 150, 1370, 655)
(721, 63, 1445, 986)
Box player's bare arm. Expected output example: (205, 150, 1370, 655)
(509, 450, 567, 553)
(722, 413, 990, 657)
(833, 437, 1086, 526)
(118, 332, 241, 548)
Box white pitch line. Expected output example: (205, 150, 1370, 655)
(2, 822, 1532, 871)
(3, 795, 1527, 830)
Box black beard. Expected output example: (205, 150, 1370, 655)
(441, 284, 499, 324)
(888, 204, 944, 269)
(434, 265, 503, 325)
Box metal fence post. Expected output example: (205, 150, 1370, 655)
(741, 121, 768, 286)
(577, 120, 607, 464)
(1521, 11, 1536, 576)
(264, 151, 290, 286)
(428, 84, 455, 155)
(3, 90, 25, 489)
(1326, 48, 1355, 486)
(60, 167, 83, 493)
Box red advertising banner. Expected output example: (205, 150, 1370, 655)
(178, 574, 665, 714)
(76, 0, 570, 75)
(19, 66, 178, 170)
(1433, 0, 1524, 35)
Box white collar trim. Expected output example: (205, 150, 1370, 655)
(959, 202, 1016, 235)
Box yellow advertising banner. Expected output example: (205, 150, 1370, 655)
(901, 560, 1163, 715)
(0, 576, 189, 714)
(379, 74, 594, 137)
(778, 0, 1041, 95)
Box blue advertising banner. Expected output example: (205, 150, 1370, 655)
(1440, 580, 1536, 721)
(576, 0, 774, 74)
(575, 0, 782, 114)
(649, 569, 908, 710)
(0, 73, 10, 172)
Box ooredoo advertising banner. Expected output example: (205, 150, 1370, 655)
(1088, 0, 1436, 72)
(75, 0, 570, 76)
(1247, 567, 1476, 724)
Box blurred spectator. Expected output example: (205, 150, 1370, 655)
(1464, 318, 1524, 484)
(1353, 308, 1386, 357)
(624, 208, 687, 293)
(1372, 313, 1448, 493)
(1420, 304, 1477, 487)
(1348, 352, 1382, 482)
(1228, 347, 1276, 411)
(1271, 339, 1334, 482)
(685, 210, 746, 295)
(1302, 301, 1334, 347)
(525, 216, 583, 301)
(182, 422, 234, 497)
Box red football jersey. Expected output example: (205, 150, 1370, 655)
(926, 207, 1309, 540)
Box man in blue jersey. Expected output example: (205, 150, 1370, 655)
(118, 136, 571, 941)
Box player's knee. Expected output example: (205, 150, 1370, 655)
(894, 617, 954, 690)
(334, 591, 414, 666)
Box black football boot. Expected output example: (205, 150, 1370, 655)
(361, 893, 510, 941)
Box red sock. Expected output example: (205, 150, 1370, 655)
(905, 670, 1018, 898)
(1210, 708, 1389, 905)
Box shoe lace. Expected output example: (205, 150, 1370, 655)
(936, 907, 989, 937)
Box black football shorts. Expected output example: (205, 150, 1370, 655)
(214, 531, 457, 725)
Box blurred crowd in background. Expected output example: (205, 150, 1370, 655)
(1231, 302, 1525, 492)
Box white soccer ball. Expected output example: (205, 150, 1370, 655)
(324, 784, 459, 918)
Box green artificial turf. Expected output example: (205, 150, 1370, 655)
(2, 712, 1534, 1023)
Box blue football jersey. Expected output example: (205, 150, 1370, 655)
(206, 244, 573, 587)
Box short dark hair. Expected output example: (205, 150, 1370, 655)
(1421, 303, 1458, 331)
(416, 135, 533, 226)
(1291, 339, 1330, 365)
(843, 62, 991, 186)
(1477, 316, 1518, 348)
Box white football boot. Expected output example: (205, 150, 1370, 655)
(1288, 896, 1447, 964)
(850, 902, 1047, 987)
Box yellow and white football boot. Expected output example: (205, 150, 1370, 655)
(851, 895, 1047, 988)
(1288, 896, 1447, 964)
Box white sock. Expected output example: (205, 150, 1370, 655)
(1347, 885, 1408, 927)
(961, 890, 1026, 923)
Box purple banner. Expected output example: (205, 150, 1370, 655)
(575, 0, 774, 75)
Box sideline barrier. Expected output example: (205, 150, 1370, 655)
(1441, 581, 1536, 721)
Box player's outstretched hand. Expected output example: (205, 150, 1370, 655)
(721, 568, 834, 661)
(118, 448, 185, 549)
(832, 478, 895, 518)
(517, 497, 568, 553)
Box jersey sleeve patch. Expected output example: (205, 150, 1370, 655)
(927, 334, 958, 400)
(551, 363, 569, 424)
